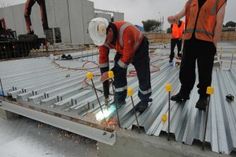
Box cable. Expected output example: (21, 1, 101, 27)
(51, 52, 164, 95)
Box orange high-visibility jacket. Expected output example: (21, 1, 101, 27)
(172, 22, 185, 39)
(99, 21, 144, 69)
(184, 0, 226, 42)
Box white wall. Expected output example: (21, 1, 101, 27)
(0, 0, 123, 45)
(82, 0, 94, 44)
(95, 12, 112, 21)
(46, 0, 71, 43)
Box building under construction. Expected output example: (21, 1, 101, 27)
(0, 1, 236, 157)
(0, 0, 124, 44)
(0, 0, 123, 59)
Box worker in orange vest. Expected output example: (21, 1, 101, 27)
(88, 17, 152, 113)
(24, 0, 49, 34)
(168, 0, 227, 110)
(169, 20, 185, 63)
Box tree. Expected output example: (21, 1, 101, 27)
(142, 20, 161, 32)
(224, 21, 236, 27)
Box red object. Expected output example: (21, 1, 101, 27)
(99, 21, 144, 66)
(171, 22, 185, 39)
(24, 0, 49, 33)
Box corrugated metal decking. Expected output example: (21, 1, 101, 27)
(0, 42, 235, 154)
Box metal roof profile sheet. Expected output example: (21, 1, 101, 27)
(143, 69, 236, 154)
(0, 44, 236, 154)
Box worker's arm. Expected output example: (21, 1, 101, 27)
(170, 24, 173, 33)
(213, 3, 227, 47)
(182, 21, 185, 34)
(99, 46, 109, 70)
(168, 7, 185, 24)
(118, 29, 136, 68)
(99, 46, 110, 99)
(167, 1, 188, 24)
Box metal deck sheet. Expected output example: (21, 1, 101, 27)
(0, 42, 236, 154)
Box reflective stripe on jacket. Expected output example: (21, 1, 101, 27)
(99, 21, 144, 68)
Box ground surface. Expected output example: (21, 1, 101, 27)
(0, 117, 97, 157)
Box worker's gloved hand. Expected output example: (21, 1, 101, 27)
(101, 72, 109, 82)
(167, 16, 178, 24)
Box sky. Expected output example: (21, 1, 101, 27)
(0, 0, 235, 29)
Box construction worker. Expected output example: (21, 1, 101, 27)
(0, 18, 6, 30)
(168, 0, 227, 110)
(169, 20, 185, 63)
(88, 17, 152, 113)
(24, 0, 49, 34)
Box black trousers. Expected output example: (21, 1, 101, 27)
(179, 37, 216, 98)
(113, 37, 152, 103)
(169, 38, 182, 61)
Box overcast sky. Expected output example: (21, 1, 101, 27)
(0, 0, 235, 29)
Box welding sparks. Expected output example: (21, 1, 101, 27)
(95, 105, 116, 121)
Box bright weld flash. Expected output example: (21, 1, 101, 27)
(96, 105, 116, 121)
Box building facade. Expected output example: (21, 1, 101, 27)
(0, 0, 124, 44)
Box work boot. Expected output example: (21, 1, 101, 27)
(134, 101, 150, 114)
(195, 97, 208, 111)
(61, 54, 67, 60)
(171, 92, 189, 103)
(66, 54, 73, 60)
(111, 100, 126, 110)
